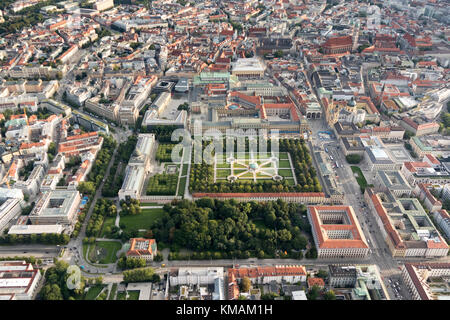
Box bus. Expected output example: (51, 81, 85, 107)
(325, 147, 328, 153)
(335, 161, 339, 168)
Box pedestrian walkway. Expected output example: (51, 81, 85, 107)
(139, 206, 163, 209)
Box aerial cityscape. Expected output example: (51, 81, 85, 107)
(0, 0, 449, 305)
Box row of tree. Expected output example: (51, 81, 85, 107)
(102, 135, 138, 197)
(117, 256, 146, 270)
(71, 211, 86, 238)
(146, 125, 180, 143)
(123, 267, 160, 283)
(120, 199, 142, 216)
(0, 233, 70, 245)
(168, 249, 304, 261)
(86, 199, 117, 237)
(87, 134, 117, 189)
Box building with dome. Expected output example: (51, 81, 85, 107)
(323, 96, 380, 127)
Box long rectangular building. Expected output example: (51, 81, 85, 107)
(118, 133, 155, 201)
(58, 131, 103, 158)
(227, 265, 307, 300)
(0, 261, 41, 300)
(0, 198, 22, 233)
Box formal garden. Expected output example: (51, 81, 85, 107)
(146, 172, 178, 195)
(214, 152, 296, 186)
(155, 143, 178, 162)
(146, 143, 187, 196)
(189, 138, 322, 193)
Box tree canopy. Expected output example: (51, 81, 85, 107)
(151, 199, 309, 258)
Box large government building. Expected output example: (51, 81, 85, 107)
(307, 205, 369, 259)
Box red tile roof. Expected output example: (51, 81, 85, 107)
(308, 206, 369, 249)
(126, 238, 156, 257)
(307, 277, 325, 288)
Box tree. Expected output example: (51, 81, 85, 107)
(130, 42, 142, 50)
(177, 102, 190, 111)
(357, 44, 370, 53)
(346, 154, 362, 164)
(316, 269, 328, 279)
(48, 142, 57, 156)
(404, 131, 415, 140)
(274, 50, 284, 58)
(151, 274, 161, 283)
(41, 284, 63, 300)
(324, 290, 336, 300)
(443, 199, 450, 211)
(123, 267, 155, 283)
(77, 182, 96, 196)
(307, 285, 320, 300)
(241, 277, 251, 292)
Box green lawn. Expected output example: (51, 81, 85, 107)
(177, 176, 187, 197)
(233, 162, 248, 169)
(82, 243, 90, 260)
(108, 283, 118, 300)
(216, 162, 230, 168)
(279, 152, 289, 160)
(232, 169, 247, 175)
(89, 241, 122, 264)
(278, 160, 291, 168)
(239, 172, 256, 178)
(351, 166, 368, 192)
(260, 162, 274, 168)
(120, 209, 165, 233)
(85, 285, 105, 300)
(127, 290, 140, 300)
(117, 290, 140, 300)
(216, 169, 231, 177)
(99, 216, 116, 238)
(181, 163, 189, 175)
(278, 169, 294, 178)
